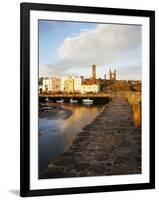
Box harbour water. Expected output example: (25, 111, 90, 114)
(38, 103, 103, 174)
(42, 95, 141, 178)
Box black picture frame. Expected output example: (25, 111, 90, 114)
(20, 2, 155, 197)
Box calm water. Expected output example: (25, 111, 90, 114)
(39, 103, 103, 173)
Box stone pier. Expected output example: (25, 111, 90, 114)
(41, 95, 141, 179)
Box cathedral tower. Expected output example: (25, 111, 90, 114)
(109, 69, 116, 80)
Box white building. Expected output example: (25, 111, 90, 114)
(42, 78, 52, 92)
(61, 77, 67, 92)
(73, 76, 81, 92)
(81, 84, 100, 94)
(41, 76, 82, 93)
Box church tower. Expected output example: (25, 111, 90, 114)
(109, 69, 116, 80)
(92, 64, 96, 80)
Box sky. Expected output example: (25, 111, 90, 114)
(39, 20, 142, 80)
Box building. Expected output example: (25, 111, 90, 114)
(51, 77, 61, 93)
(64, 76, 82, 93)
(109, 69, 116, 80)
(92, 64, 96, 80)
(83, 78, 99, 85)
(64, 77, 74, 93)
(39, 85, 42, 94)
(73, 77, 82, 92)
(81, 84, 100, 94)
(41, 76, 82, 94)
(61, 77, 67, 92)
(42, 78, 52, 92)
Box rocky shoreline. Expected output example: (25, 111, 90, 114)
(40, 95, 141, 179)
(39, 104, 73, 120)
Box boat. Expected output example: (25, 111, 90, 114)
(45, 98, 53, 102)
(82, 98, 93, 104)
(56, 99, 64, 103)
(70, 98, 78, 103)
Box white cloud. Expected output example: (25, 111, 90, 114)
(57, 24, 141, 67)
(40, 24, 141, 79)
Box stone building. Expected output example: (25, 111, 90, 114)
(109, 69, 116, 80)
(81, 84, 100, 94)
(51, 77, 61, 93)
(83, 78, 99, 85)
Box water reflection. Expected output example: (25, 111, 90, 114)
(38, 103, 102, 173)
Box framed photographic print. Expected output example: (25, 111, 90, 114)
(20, 2, 155, 197)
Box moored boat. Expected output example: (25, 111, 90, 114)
(70, 98, 78, 103)
(56, 99, 64, 103)
(45, 97, 49, 102)
(82, 98, 93, 104)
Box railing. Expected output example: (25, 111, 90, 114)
(39, 93, 111, 98)
(39, 91, 141, 99)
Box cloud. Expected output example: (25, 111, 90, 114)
(39, 64, 63, 77)
(57, 24, 141, 67)
(39, 64, 74, 77)
(117, 65, 141, 80)
(40, 23, 141, 79)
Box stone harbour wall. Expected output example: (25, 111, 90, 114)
(40, 94, 141, 179)
(124, 91, 141, 128)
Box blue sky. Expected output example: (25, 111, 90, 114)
(39, 21, 96, 65)
(39, 20, 141, 80)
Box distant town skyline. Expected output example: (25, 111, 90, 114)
(39, 20, 142, 80)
